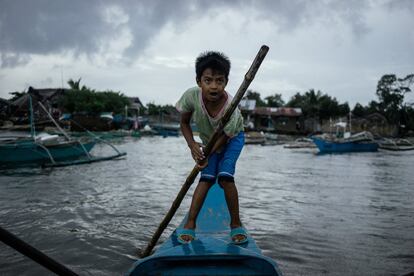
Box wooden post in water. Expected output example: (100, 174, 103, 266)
(141, 45, 270, 258)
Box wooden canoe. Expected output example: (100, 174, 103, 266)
(127, 183, 282, 275)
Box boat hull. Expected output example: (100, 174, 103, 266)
(379, 144, 414, 151)
(0, 140, 95, 164)
(127, 184, 281, 275)
(312, 137, 378, 153)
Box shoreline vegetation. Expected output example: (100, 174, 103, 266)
(1, 74, 414, 137)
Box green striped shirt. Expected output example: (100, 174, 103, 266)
(176, 86, 244, 145)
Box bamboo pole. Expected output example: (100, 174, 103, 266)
(141, 45, 269, 257)
(0, 226, 78, 276)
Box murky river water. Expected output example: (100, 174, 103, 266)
(1, 136, 413, 275)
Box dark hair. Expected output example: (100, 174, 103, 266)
(195, 51, 231, 81)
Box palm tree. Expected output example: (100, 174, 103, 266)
(67, 78, 87, 91)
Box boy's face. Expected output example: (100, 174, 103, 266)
(197, 68, 227, 103)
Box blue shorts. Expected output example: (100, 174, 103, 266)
(200, 132, 244, 183)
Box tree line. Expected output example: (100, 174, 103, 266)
(244, 74, 414, 133)
(61, 78, 130, 114)
(61, 74, 414, 132)
(62, 78, 177, 116)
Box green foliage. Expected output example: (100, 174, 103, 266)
(8, 91, 26, 101)
(403, 105, 414, 132)
(145, 102, 176, 115)
(286, 89, 349, 120)
(352, 103, 366, 117)
(376, 74, 414, 125)
(61, 79, 130, 114)
(265, 93, 285, 107)
(245, 90, 266, 107)
(67, 78, 87, 91)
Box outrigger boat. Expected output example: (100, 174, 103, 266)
(0, 135, 95, 164)
(312, 131, 379, 153)
(378, 138, 414, 151)
(0, 97, 126, 167)
(127, 183, 282, 275)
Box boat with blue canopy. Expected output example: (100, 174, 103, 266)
(127, 183, 282, 275)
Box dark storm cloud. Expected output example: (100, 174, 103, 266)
(0, 1, 109, 62)
(0, 0, 409, 68)
(0, 0, 181, 67)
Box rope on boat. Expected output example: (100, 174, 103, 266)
(0, 226, 78, 276)
(76, 140, 92, 160)
(38, 102, 71, 141)
(38, 102, 94, 160)
(34, 142, 56, 164)
(68, 119, 123, 155)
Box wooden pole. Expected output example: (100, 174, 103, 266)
(0, 226, 78, 276)
(140, 45, 269, 257)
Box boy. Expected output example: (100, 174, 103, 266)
(175, 51, 247, 244)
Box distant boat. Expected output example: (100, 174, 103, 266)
(0, 134, 95, 165)
(0, 96, 125, 167)
(127, 183, 282, 275)
(378, 138, 414, 151)
(150, 123, 180, 137)
(284, 137, 316, 149)
(245, 131, 266, 145)
(312, 131, 378, 153)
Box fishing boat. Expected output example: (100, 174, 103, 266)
(312, 114, 378, 153)
(284, 137, 316, 149)
(0, 134, 95, 165)
(312, 131, 378, 153)
(0, 97, 125, 167)
(378, 138, 414, 151)
(127, 183, 282, 275)
(245, 131, 266, 145)
(151, 123, 181, 137)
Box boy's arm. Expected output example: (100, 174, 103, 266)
(180, 112, 204, 161)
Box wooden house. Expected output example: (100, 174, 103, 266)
(252, 107, 302, 134)
(0, 98, 11, 122)
(239, 99, 256, 130)
(11, 87, 68, 121)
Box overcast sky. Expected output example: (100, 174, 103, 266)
(1, 0, 413, 107)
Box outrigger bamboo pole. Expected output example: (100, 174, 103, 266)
(141, 45, 269, 258)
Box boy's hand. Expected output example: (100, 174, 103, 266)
(189, 142, 205, 162)
(197, 158, 208, 169)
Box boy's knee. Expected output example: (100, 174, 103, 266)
(218, 175, 234, 188)
(199, 177, 216, 185)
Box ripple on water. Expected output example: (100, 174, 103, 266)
(1, 137, 414, 275)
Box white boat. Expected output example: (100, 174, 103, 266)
(284, 137, 316, 148)
(378, 138, 414, 151)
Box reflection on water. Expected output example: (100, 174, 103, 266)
(1, 137, 414, 275)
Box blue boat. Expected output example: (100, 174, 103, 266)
(0, 96, 126, 167)
(127, 184, 282, 275)
(0, 138, 96, 165)
(312, 136, 378, 153)
(151, 123, 180, 137)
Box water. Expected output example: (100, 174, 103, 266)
(1, 136, 413, 275)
